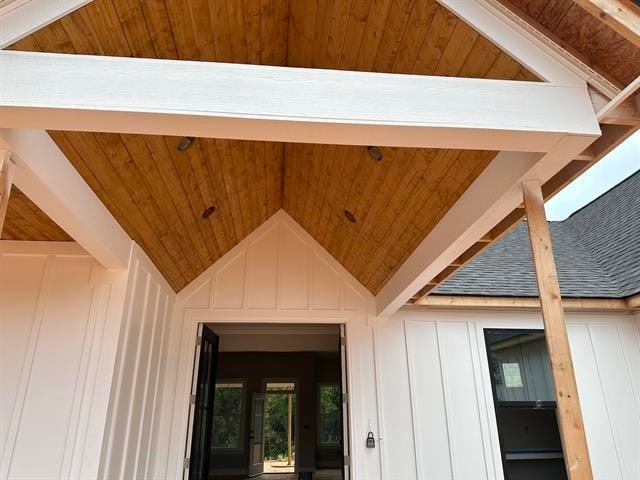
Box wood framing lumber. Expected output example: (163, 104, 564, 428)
(413, 295, 630, 311)
(0, 0, 94, 49)
(573, 0, 640, 49)
(0, 51, 600, 150)
(0, 128, 131, 269)
(0, 149, 15, 235)
(523, 179, 593, 480)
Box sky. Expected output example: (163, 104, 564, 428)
(544, 130, 640, 221)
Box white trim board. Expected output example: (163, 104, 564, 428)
(0, 51, 600, 151)
(0, 0, 94, 49)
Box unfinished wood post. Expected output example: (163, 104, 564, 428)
(522, 179, 593, 480)
(0, 149, 15, 236)
(287, 393, 293, 466)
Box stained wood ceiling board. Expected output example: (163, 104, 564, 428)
(501, 0, 640, 87)
(1, 185, 73, 241)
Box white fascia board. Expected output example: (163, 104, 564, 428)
(0, 128, 132, 269)
(0, 0, 94, 49)
(375, 134, 597, 316)
(438, 0, 585, 87)
(0, 51, 600, 151)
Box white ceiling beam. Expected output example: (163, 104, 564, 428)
(438, 0, 586, 87)
(375, 134, 597, 316)
(0, 0, 94, 49)
(0, 149, 15, 234)
(0, 51, 600, 151)
(0, 128, 132, 269)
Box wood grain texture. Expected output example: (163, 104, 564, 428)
(2, 186, 73, 242)
(505, 0, 640, 87)
(6, 0, 536, 292)
(523, 179, 593, 480)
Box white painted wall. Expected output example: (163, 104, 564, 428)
(388, 309, 640, 480)
(0, 241, 129, 480)
(150, 211, 640, 480)
(99, 243, 175, 480)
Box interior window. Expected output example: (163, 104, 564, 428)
(485, 329, 566, 480)
(212, 381, 245, 450)
(318, 384, 341, 446)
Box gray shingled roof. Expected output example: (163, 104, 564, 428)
(436, 169, 640, 299)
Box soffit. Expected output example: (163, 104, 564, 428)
(5, 0, 537, 292)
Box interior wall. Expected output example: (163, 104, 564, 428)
(0, 241, 129, 480)
(99, 243, 176, 480)
(210, 351, 341, 475)
(384, 309, 640, 480)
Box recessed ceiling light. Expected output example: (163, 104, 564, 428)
(344, 210, 356, 223)
(367, 145, 383, 161)
(202, 205, 216, 218)
(177, 136, 195, 151)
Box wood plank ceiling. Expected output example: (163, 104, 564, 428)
(500, 0, 640, 87)
(2, 187, 72, 241)
(7, 0, 538, 293)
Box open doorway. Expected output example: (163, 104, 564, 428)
(186, 323, 348, 480)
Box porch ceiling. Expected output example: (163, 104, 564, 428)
(3, 0, 535, 292)
(2, 185, 72, 242)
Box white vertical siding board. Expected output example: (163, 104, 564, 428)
(617, 324, 640, 428)
(474, 321, 505, 480)
(438, 322, 489, 479)
(467, 322, 497, 479)
(405, 321, 453, 479)
(58, 281, 103, 479)
(8, 257, 93, 479)
(277, 222, 310, 309)
(121, 274, 158, 479)
(144, 294, 172, 479)
(245, 225, 279, 309)
(589, 323, 640, 479)
(373, 325, 417, 480)
(568, 323, 623, 479)
(70, 282, 111, 479)
(0, 254, 47, 464)
(0, 254, 53, 479)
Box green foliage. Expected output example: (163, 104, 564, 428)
(264, 394, 295, 460)
(319, 384, 341, 445)
(212, 385, 242, 449)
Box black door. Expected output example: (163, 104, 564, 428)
(189, 325, 219, 480)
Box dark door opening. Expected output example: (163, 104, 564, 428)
(484, 329, 567, 480)
(187, 323, 348, 480)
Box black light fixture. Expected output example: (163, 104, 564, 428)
(367, 145, 383, 161)
(177, 136, 195, 151)
(344, 209, 356, 223)
(202, 205, 216, 218)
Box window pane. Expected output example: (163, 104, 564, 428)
(319, 384, 341, 445)
(485, 330, 555, 402)
(212, 382, 244, 449)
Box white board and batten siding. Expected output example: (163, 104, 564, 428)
(98, 243, 176, 480)
(382, 309, 640, 480)
(151, 210, 640, 480)
(155, 211, 383, 480)
(0, 241, 130, 480)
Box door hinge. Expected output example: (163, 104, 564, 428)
(195, 336, 202, 347)
(190, 394, 196, 405)
(183, 457, 190, 470)
(344, 454, 350, 466)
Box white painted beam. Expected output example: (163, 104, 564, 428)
(0, 51, 600, 151)
(375, 134, 597, 316)
(0, 149, 15, 234)
(0, 0, 94, 49)
(0, 128, 131, 269)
